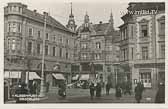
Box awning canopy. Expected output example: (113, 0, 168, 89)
(79, 74, 89, 80)
(4, 71, 21, 79)
(26, 72, 41, 80)
(72, 74, 79, 80)
(52, 73, 65, 80)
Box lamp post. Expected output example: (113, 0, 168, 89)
(39, 12, 47, 97)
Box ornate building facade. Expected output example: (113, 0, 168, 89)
(119, 2, 165, 89)
(75, 12, 120, 86)
(4, 3, 76, 90)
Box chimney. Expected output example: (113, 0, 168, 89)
(43, 12, 48, 16)
(33, 9, 37, 13)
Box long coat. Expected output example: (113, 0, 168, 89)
(155, 84, 165, 103)
(89, 83, 95, 97)
(96, 83, 102, 97)
(134, 83, 143, 102)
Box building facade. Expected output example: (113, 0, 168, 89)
(75, 12, 120, 86)
(4, 2, 76, 91)
(119, 2, 165, 89)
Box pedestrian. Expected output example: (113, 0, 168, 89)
(106, 82, 111, 95)
(58, 81, 66, 98)
(125, 81, 132, 95)
(155, 82, 165, 103)
(89, 82, 95, 100)
(15, 83, 28, 103)
(32, 81, 37, 94)
(46, 82, 50, 93)
(96, 82, 102, 97)
(115, 84, 122, 99)
(134, 82, 144, 103)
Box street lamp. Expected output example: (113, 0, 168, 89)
(39, 12, 47, 97)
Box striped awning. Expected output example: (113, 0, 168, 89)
(4, 71, 21, 79)
(52, 73, 65, 80)
(26, 72, 41, 80)
(79, 74, 89, 80)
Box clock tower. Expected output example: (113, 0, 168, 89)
(66, 2, 77, 32)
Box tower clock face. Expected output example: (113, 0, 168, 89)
(70, 21, 74, 24)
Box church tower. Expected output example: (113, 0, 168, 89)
(109, 11, 114, 30)
(66, 2, 77, 32)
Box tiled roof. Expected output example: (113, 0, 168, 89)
(23, 8, 73, 33)
(93, 23, 109, 33)
(129, 2, 165, 11)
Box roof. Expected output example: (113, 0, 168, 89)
(16, 4, 74, 33)
(121, 2, 165, 20)
(93, 23, 109, 33)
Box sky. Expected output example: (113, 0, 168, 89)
(1, 0, 131, 30)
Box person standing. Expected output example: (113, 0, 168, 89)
(155, 82, 165, 103)
(96, 82, 102, 97)
(134, 82, 144, 103)
(115, 84, 122, 99)
(106, 82, 111, 95)
(89, 82, 95, 100)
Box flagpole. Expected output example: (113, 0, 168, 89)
(39, 12, 47, 97)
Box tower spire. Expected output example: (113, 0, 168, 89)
(109, 10, 114, 28)
(66, 2, 77, 32)
(84, 11, 89, 23)
(70, 2, 72, 16)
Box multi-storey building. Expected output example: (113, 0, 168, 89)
(119, 2, 165, 89)
(4, 3, 76, 90)
(75, 12, 120, 86)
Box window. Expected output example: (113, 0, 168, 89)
(28, 42, 32, 54)
(160, 22, 165, 35)
(81, 43, 87, 49)
(46, 33, 49, 40)
(95, 54, 100, 60)
(81, 53, 87, 59)
(160, 45, 165, 58)
(53, 36, 56, 42)
(37, 44, 41, 54)
(122, 48, 128, 61)
(81, 34, 87, 39)
(53, 46, 56, 56)
(45, 45, 48, 55)
(28, 28, 33, 36)
(66, 52, 68, 59)
(131, 47, 134, 60)
(96, 42, 101, 49)
(8, 22, 21, 33)
(38, 31, 41, 38)
(59, 48, 62, 57)
(59, 36, 63, 43)
(131, 25, 134, 38)
(124, 27, 127, 40)
(141, 25, 148, 37)
(66, 39, 69, 45)
(142, 47, 148, 60)
(12, 39, 16, 50)
(140, 72, 151, 88)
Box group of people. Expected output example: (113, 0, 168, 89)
(89, 82, 103, 100)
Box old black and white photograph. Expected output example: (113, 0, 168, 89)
(2, 0, 166, 106)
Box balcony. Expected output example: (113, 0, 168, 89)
(138, 36, 150, 43)
(7, 32, 22, 38)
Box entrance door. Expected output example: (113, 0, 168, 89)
(159, 72, 165, 84)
